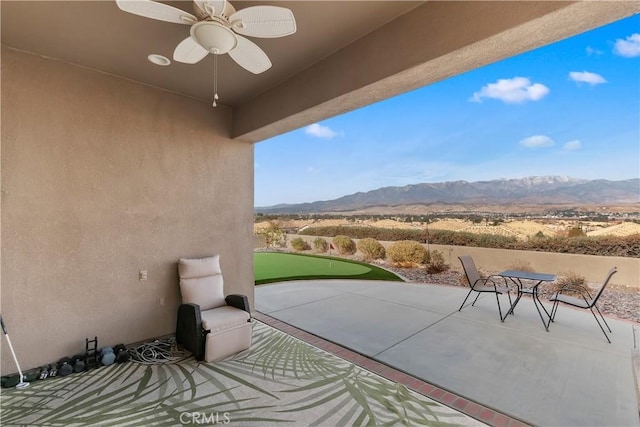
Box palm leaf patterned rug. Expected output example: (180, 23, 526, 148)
(1, 321, 484, 426)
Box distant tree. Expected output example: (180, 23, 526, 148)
(258, 221, 285, 248)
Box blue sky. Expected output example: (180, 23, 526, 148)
(255, 15, 640, 207)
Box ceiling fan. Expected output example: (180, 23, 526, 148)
(115, 0, 297, 106)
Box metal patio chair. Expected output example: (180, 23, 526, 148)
(458, 255, 512, 321)
(549, 267, 617, 343)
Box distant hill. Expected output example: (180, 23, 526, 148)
(255, 176, 640, 213)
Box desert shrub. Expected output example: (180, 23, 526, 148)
(387, 240, 427, 267)
(357, 238, 386, 261)
(533, 231, 546, 239)
(473, 233, 517, 248)
(507, 259, 534, 272)
(567, 226, 586, 238)
(299, 226, 640, 257)
(313, 237, 328, 253)
(332, 235, 356, 255)
(550, 271, 588, 296)
(518, 234, 640, 257)
(290, 237, 310, 251)
(425, 250, 449, 274)
(301, 226, 425, 242)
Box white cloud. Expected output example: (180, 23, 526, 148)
(613, 33, 640, 57)
(569, 71, 607, 85)
(563, 140, 582, 151)
(586, 46, 603, 56)
(470, 77, 549, 104)
(520, 135, 555, 148)
(305, 123, 340, 139)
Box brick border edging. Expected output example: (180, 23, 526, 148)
(254, 311, 530, 427)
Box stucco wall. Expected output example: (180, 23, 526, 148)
(1, 48, 254, 373)
(284, 234, 640, 288)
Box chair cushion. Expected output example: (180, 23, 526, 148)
(179, 255, 225, 310)
(180, 275, 225, 311)
(179, 255, 222, 279)
(201, 306, 250, 333)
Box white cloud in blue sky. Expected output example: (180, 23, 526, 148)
(520, 135, 554, 148)
(305, 123, 340, 138)
(569, 71, 607, 85)
(586, 46, 604, 56)
(563, 140, 582, 151)
(470, 77, 549, 104)
(613, 33, 640, 57)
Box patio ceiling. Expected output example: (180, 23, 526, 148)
(2, 1, 638, 142)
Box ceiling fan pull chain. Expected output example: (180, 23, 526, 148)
(212, 53, 219, 107)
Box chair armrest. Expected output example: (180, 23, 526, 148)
(176, 303, 205, 361)
(553, 283, 592, 299)
(476, 276, 510, 293)
(225, 294, 250, 315)
(486, 274, 509, 285)
(472, 277, 490, 288)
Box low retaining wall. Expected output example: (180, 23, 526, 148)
(280, 234, 640, 288)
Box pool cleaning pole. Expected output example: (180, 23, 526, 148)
(0, 315, 30, 389)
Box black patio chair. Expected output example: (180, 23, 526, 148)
(458, 255, 512, 321)
(549, 267, 617, 343)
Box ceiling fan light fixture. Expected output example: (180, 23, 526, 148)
(190, 21, 237, 54)
(147, 54, 171, 66)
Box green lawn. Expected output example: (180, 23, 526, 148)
(254, 252, 403, 285)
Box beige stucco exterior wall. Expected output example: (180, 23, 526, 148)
(1, 48, 254, 373)
(285, 234, 640, 288)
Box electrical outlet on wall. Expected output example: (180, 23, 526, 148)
(139, 270, 148, 281)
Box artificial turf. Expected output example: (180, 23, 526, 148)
(254, 252, 403, 285)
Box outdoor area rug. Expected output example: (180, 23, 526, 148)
(0, 321, 484, 426)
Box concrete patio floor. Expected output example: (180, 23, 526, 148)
(256, 279, 640, 427)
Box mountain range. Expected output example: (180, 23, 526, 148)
(255, 176, 640, 213)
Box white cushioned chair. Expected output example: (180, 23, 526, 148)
(175, 255, 252, 362)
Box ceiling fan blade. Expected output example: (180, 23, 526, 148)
(173, 37, 209, 64)
(229, 6, 296, 38)
(228, 35, 272, 74)
(116, 0, 197, 24)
